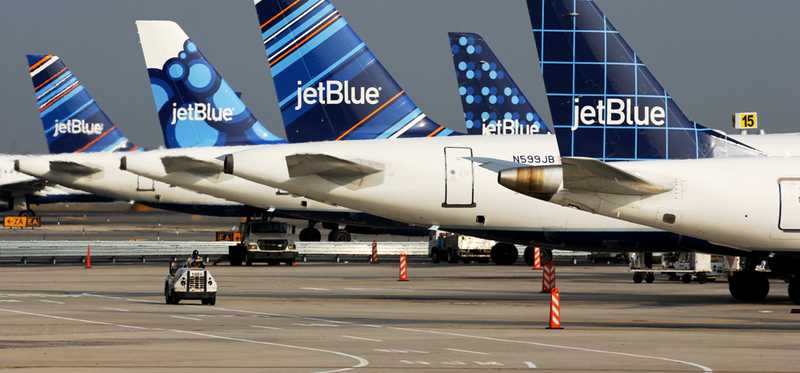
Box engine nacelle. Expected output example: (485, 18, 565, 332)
(498, 166, 563, 201)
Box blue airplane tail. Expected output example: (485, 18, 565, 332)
(527, 0, 760, 160)
(447, 32, 550, 136)
(26, 54, 138, 154)
(254, 0, 454, 141)
(136, 21, 284, 149)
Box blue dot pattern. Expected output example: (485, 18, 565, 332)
(448, 32, 550, 135)
(147, 39, 284, 148)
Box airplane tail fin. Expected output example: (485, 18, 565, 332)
(254, 0, 453, 141)
(447, 32, 550, 136)
(26, 54, 138, 154)
(136, 20, 284, 148)
(527, 0, 760, 160)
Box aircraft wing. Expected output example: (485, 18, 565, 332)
(50, 161, 102, 175)
(161, 156, 224, 175)
(562, 157, 672, 196)
(285, 154, 382, 180)
(0, 179, 46, 194)
(467, 157, 525, 172)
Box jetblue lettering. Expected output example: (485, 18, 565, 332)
(482, 119, 541, 136)
(572, 98, 665, 130)
(53, 119, 103, 137)
(294, 80, 382, 110)
(170, 103, 234, 125)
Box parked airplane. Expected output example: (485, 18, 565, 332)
(13, 54, 263, 217)
(498, 0, 800, 303)
(221, 3, 729, 265)
(122, 20, 426, 241)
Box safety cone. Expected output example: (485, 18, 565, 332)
(370, 240, 379, 264)
(85, 244, 92, 269)
(532, 247, 542, 270)
(398, 252, 409, 281)
(541, 262, 556, 293)
(547, 288, 563, 329)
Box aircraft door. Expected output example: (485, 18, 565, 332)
(779, 179, 800, 230)
(443, 147, 475, 208)
(137, 176, 155, 192)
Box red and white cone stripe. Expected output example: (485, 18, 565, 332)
(398, 252, 409, 281)
(533, 247, 542, 270)
(548, 288, 563, 329)
(541, 262, 556, 293)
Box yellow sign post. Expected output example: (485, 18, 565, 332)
(3, 216, 42, 229)
(734, 112, 758, 129)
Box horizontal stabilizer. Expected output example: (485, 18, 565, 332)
(286, 154, 382, 180)
(49, 161, 102, 175)
(161, 156, 224, 175)
(562, 157, 671, 195)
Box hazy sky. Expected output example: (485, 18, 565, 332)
(0, 0, 797, 153)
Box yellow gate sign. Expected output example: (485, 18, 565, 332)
(734, 112, 758, 129)
(3, 216, 42, 229)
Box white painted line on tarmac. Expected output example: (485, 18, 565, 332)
(0, 307, 369, 373)
(442, 361, 466, 366)
(304, 317, 351, 324)
(167, 329, 369, 373)
(0, 300, 21, 303)
(445, 347, 489, 355)
(360, 324, 382, 328)
(389, 327, 713, 373)
(525, 361, 538, 368)
(342, 335, 382, 343)
(171, 315, 202, 321)
(293, 322, 339, 327)
(301, 287, 330, 291)
(474, 361, 504, 366)
(39, 299, 65, 305)
(399, 360, 430, 365)
(101, 307, 129, 312)
(251, 325, 282, 330)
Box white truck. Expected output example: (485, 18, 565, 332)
(164, 261, 217, 305)
(228, 220, 298, 266)
(430, 232, 492, 264)
(630, 252, 720, 284)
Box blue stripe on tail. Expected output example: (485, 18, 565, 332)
(26, 54, 138, 154)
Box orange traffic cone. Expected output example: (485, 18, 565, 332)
(398, 252, 409, 281)
(541, 262, 556, 293)
(85, 245, 92, 269)
(547, 288, 563, 329)
(532, 247, 542, 270)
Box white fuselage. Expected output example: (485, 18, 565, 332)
(14, 153, 237, 206)
(549, 157, 800, 252)
(227, 135, 660, 236)
(122, 147, 353, 213)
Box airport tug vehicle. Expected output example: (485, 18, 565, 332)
(164, 259, 217, 305)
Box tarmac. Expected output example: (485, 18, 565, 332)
(0, 263, 798, 372)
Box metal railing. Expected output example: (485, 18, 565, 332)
(0, 240, 429, 264)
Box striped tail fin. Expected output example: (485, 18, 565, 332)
(448, 32, 550, 136)
(136, 20, 284, 149)
(527, 0, 761, 160)
(254, 0, 454, 141)
(26, 54, 138, 154)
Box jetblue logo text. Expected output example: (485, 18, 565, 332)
(295, 80, 381, 110)
(482, 119, 542, 136)
(53, 119, 104, 137)
(572, 98, 665, 130)
(170, 103, 234, 125)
